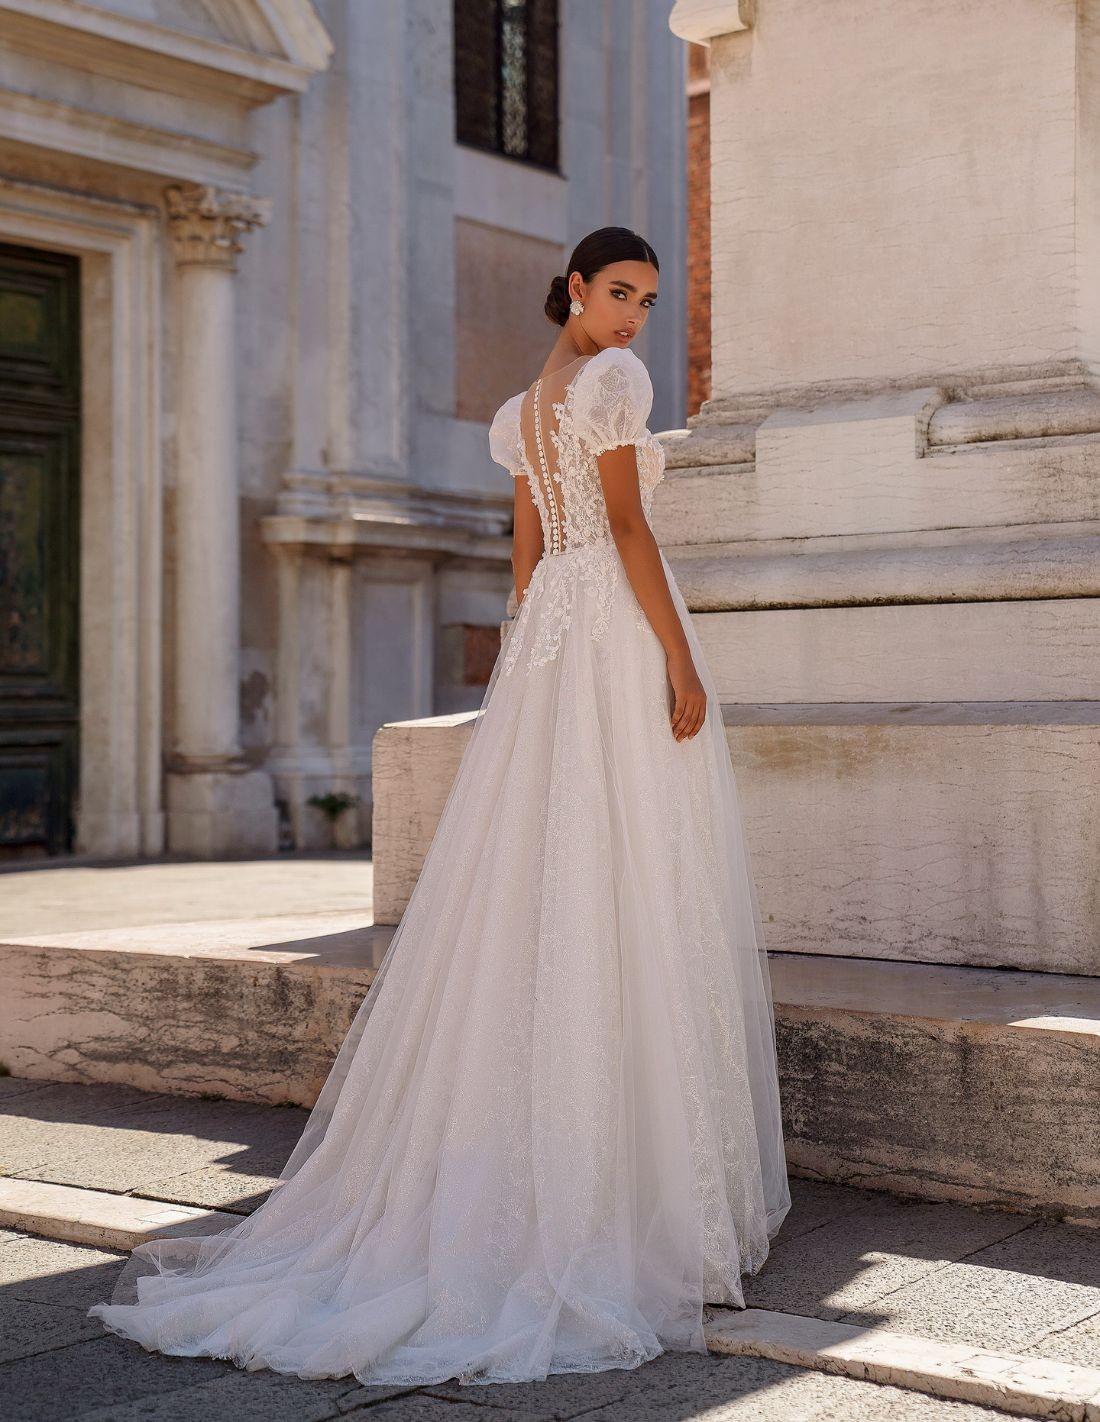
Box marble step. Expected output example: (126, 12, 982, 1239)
(652, 390, 1100, 548)
(372, 706, 1100, 976)
(662, 525, 1100, 611)
(0, 918, 1094, 1224)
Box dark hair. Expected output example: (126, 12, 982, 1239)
(544, 226, 659, 327)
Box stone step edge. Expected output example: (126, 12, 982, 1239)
(704, 1306, 1100, 1421)
(2, 1179, 1096, 1418)
(0, 1176, 241, 1251)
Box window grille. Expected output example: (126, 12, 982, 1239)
(454, 0, 559, 171)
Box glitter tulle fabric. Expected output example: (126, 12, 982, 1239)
(87, 345, 790, 1386)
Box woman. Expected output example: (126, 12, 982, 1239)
(88, 225, 790, 1386)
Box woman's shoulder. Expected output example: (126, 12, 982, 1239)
(490, 388, 525, 425)
(572, 344, 653, 429)
(581, 343, 650, 380)
(575, 344, 652, 404)
(487, 390, 526, 474)
(569, 345, 654, 452)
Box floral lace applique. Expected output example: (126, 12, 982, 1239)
(491, 348, 667, 679)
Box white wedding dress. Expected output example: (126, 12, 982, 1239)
(88, 344, 790, 1386)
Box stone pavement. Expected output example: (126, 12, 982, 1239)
(1, 1076, 1098, 1420)
(0, 1233, 1057, 1422)
(0, 852, 374, 938)
(1, 858, 1097, 1416)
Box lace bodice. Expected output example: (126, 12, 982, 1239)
(486, 347, 667, 679)
(488, 345, 666, 553)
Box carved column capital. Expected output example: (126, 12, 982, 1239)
(165, 184, 272, 270)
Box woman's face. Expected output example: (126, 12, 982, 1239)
(571, 260, 658, 350)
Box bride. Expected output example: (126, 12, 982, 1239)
(88, 225, 790, 1386)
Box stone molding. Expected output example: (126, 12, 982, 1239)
(165, 184, 271, 270)
(663, 366, 1100, 467)
(0, 91, 255, 188)
(669, 0, 755, 45)
(0, 0, 331, 102)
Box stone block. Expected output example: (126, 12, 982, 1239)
(370, 708, 1100, 975)
(770, 955, 1100, 1226)
(694, 598, 1100, 703)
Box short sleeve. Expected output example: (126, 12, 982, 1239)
(488, 392, 525, 477)
(570, 347, 654, 458)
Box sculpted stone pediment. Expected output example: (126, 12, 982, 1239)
(0, 0, 332, 100)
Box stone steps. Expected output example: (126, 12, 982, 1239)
(769, 953, 1100, 1227)
(373, 706, 1100, 976)
(0, 918, 1094, 1223)
(662, 524, 1100, 611)
(0, 910, 388, 1108)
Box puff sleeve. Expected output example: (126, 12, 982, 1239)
(571, 347, 654, 458)
(488, 393, 524, 477)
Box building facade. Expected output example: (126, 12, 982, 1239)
(0, 0, 687, 859)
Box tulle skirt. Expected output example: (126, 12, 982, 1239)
(88, 539, 790, 1386)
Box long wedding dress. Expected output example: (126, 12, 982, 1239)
(88, 344, 790, 1385)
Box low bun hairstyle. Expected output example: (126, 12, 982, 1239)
(543, 226, 659, 327)
(544, 273, 570, 326)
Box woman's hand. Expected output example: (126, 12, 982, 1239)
(667, 649, 707, 742)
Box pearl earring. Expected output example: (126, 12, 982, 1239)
(569, 298, 584, 316)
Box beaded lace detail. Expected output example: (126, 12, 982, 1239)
(488, 347, 667, 679)
(531, 375, 564, 555)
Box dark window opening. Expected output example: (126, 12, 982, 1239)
(454, 0, 560, 172)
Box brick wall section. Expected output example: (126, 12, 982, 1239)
(686, 41, 711, 418)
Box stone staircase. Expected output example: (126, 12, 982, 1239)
(1, 382, 1097, 1227)
(367, 380, 1100, 1224)
(370, 708, 1098, 1228)
(2, 882, 1094, 1227)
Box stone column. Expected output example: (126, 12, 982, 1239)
(164, 182, 278, 855)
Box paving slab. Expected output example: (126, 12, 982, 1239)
(0, 1230, 1054, 1422)
(1024, 1313, 1100, 1371)
(3, 1078, 1097, 1410)
(833, 1220, 1100, 1355)
(0, 1292, 107, 1366)
(705, 1307, 1100, 1420)
(0, 1178, 239, 1250)
(741, 1188, 1032, 1320)
(391, 1353, 1045, 1420)
(0, 854, 373, 937)
(0, 1077, 306, 1207)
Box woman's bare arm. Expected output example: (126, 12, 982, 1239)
(511, 473, 544, 605)
(596, 444, 707, 741)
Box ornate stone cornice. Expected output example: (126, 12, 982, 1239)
(669, 0, 754, 46)
(165, 183, 271, 269)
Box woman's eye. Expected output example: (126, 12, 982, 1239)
(613, 289, 654, 308)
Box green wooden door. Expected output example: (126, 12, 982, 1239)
(0, 242, 80, 857)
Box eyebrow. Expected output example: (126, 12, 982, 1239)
(610, 279, 658, 299)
